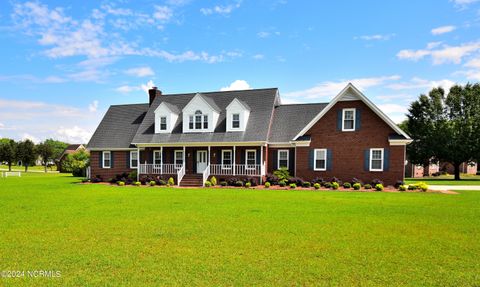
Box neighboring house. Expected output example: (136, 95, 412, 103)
(87, 83, 412, 186)
(405, 160, 477, 178)
(57, 144, 86, 172)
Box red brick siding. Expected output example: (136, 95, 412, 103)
(90, 151, 136, 180)
(295, 100, 405, 186)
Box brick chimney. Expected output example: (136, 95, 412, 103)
(149, 87, 162, 105)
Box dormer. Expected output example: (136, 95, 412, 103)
(154, 102, 180, 133)
(226, 98, 250, 132)
(182, 93, 220, 133)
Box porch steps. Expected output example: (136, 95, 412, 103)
(180, 174, 204, 187)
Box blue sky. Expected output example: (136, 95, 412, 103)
(1, 0, 480, 143)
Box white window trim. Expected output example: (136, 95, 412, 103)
(232, 113, 240, 129)
(130, 151, 138, 169)
(102, 151, 111, 169)
(245, 149, 257, 170)
(314, 149, 327, 171)
(369, 148, 384, 172)
(153, 150, 162, 165)
(221, 150, 232, 170)
(174, 150, 184, 166)
(278, 149, 289, 169)
(342, 108, 356, 132)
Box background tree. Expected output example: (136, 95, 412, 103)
(17, 139, 37, 172)
(0, 138, 17, 171)
(61, 150, 90, 177)
(44, 139, 69, 162)
(36, 141, 54, 173)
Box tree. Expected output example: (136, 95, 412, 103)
(17, 139, 37, 172)
(0, 138, 17, 171)
(36, 141, 55, 173)
(405, 84, 480, 180)
(61, 150, 90, 177)
(44, 139, 69, 162)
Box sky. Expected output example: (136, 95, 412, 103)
(1, 0, 480, 144)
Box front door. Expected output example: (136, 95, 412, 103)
(196, 150, 207, 173)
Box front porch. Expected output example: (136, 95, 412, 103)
(137, 145, 267, 186)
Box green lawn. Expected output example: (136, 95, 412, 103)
(0, 164, 57, 172)
(406, 174, 480, 185)
(1, 174, 479, 286)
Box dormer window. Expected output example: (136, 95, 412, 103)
(160, 117, 167, 130)
(342, 108, 355, 131)
(232, 113, 240, 128)
(189, 110, 209, 130)
(226, 98, 250, 132)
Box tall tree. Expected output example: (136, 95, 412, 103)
(36, 141, 54, 173)
(44, 139, 69, 160)
(0, 138, 17, 171)
(17, 139, 37, 172)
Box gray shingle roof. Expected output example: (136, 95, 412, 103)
(87, 104, 148, 149)
(268, 103, 328, 142)
(161, 102, 181, 114)
(132, 88, 279, 144)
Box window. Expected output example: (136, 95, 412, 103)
(153, 150, 162, 165)
(130, 151, 138, 169)
(102, 151, 111, 168)
(190, 110, 209, 130)
(203, 115, 208, 129)
(278, 150, 289, 169)
(246, 150, 256, 169)
(160, 117, 167, 130)
(314, 149, 327, 171)
(342, 108, 355, 131)
(232, 113, 240, 128)
(370, 148, 384, 171)
(174, 150, 184, 166)
(222, 150, 232, 169)
(189, 116, 194, 129)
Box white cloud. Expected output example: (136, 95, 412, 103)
(354, 34, 395, 41)
(257, 31, 270, 38)
(431, 25, 456, 35)
(426, 41, 443, 49)
(387, 77, 456, 92)
(153, 5, 173, 21)
(464, 57, 480, 68)
(124, 66, 155, 77)
(88, 100, 99, 112)
(253, 54, 264, 60)
(55, 126, 91, 143)
(141, 80, 156, 95)
(22, 133, 40, 144)
(200, 1, 242, 15)
(377, 103, 408, 115)
(116, 85, 139, 93)
(450, 0, 479, 7)
(397, 42, 480, 64)
(220, 80, 251, 91)
(0, 123, 4, 129)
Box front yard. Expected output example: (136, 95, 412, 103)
(405, 174, 480, 186)
(1, 173, 479, 286)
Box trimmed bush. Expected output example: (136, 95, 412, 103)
(265, 182, 271, 188)
(265, 174, 279, 185)
(364, 183, 372, 189)
(375, 184, 384, 191)
(313, 183, 320, 190)
(235, 180, 244, 187)
(417, 182, 429, 192)
(331, 182, 339, 190)
(408, 184, 417, 190)
(273, 167, 291, 181)
(371, 179, 384, 186)
(220, 181, 228, 187)
(210, 176, 217, 186)
(302, 182, 311, 188)
(149, 180, 156, 186)
(351, 177, 362, 185)
(331, 177, 342, 185)
(324, 182, 332, 189)
(353, 183, 361, 190)
(343, 182, 351, 189)
(289, 183, 297, 189)
(245, 182, 251, 188)
(134, 181, 141, 186)
(117, 181, 125, 186)
(278, 180, 286, 187)
(204, 181, 212, 187)
(168, 177, 175, 186)
(395, 180, 405, 188)
(399, 185, 407, 191)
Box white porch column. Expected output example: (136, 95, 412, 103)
(233, 146, 236, 176)
(183, 146, 186, 168)
(137, 147, 140, 181)
(208, 146, 211, 166)
(160, 146, 163, 175)
(260, 145, 264, 184)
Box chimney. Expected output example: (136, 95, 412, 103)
(149, 87, 162, 105)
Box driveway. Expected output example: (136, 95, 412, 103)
(428, 185, 480, 191)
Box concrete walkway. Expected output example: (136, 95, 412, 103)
(428, 185, 480, 191)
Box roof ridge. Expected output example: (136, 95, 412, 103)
(278, 102, 329, 106)
(110, 103, 149, 107)
(162, 87, 278, 97)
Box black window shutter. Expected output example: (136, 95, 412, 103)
(99, 151, 103, 168)
(337, 110, 342, 131)
(218, 150, 222, 164)
(355, 108, 361, 131)
(327, 149, 332, 171)
(309, 149, 314, 170)
(289, 150, 294, 172)
(384, 149, 390, 171)
(110, 152, 114, 168)
(126, 151, 130, 168)
(256, 149, 261, 165)
(241, 150, 245, 164)
(162, 149, 167, 164)
(148, 150, 153, 164)
(171, 150, 175, 164)
(364, 149, 370, 171)
(272, 151, 278, 170)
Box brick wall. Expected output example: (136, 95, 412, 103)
(267, 147, 295, 175)
(90, 150, 136, 180)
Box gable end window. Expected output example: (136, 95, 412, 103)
(160, 116, 167, 130)
(342, 108, 356, 131)
(278, 150, 289, 169)
(102, 151, 111, 168)
(232, 113, 240, 128)
(369, 148, 384, 171)
(314, 149, 327, 171)
(190, 110, 209, 130)
(130, 151, 138, 169)
(189, 116, 194, 129)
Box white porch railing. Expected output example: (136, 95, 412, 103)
(139, 164, 182, 175)
(202, 164, 210, 186)
(177, 165, 185, 186)
(210, 164, 262, 176)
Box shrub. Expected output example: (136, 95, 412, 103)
(134, 181, 141, 186)
(168, 177, 175, 186)
(375, 184, 384, 191)
(331, 177, 342, 185)
(149, 180, 156, 186)
(364, 183, 372, 189)
(273, 167, 291, 181)
(302, 181, 311, 188)
(235, 180, 244, 187)
(220, 181, 228, 186)
(394, 180, 405, 188)
(416, 182, 429, 192)
(210, 176, 217, 186)
(117, 181, 125, 186)
(204, 181, 212, 187)
(245, 182, 251, 188)
(331, 182, 339, 190)
(158, 179, 166, 186)
(313, 183, 320, 190)
(371, 179, 383, 186)
(289, 183, 297, 189)
(398, 185, 407, 191)
(265, 174, 279, 185)
(128, 170, 137, 181)
(311, 177, 325, 185)
(278, 180, 286, 187)
(265, 182, 271, 188)
(351, 177, 362, 185)
(408, 184, 417, 190)
(91, 176, 102, 183)
(227, 177, 239, 186)
(288, 177, 304, 186)
(324, 182, 332, 189)
(353, 183, 361, 190)
(343, 182, 351, 189)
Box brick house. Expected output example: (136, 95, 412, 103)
(87, 83, 412, 186)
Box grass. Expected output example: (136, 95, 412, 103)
(406, 174, 480, 185)
(1, 174, 480, 286)
(0, 164, 57, 172)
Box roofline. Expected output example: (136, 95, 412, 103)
(160, 87, 278, 97)
(277, 102, 329, 107)
(182, 93, 220, 113)
(293, 83, 411, 140)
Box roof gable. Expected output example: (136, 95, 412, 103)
(155, 101, 180, 114)
(293, 83, 411, 140)
(182, 93, 221, 113)
(226, 98, 251, 111)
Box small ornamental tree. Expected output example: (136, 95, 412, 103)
(61, 150, 90, 176)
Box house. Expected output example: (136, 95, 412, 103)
(57, 144, 86, 172)
(87, 83, 412, 186)
(405, 160, 477, 177)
